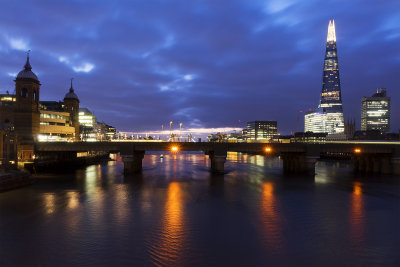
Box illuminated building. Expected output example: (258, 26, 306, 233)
(38, 107, 75, 142)
(97, 122, 116, 140)
(247, 121, 277, 141)
(292, 132, 327, 143)
(79, 108, 97, 141)
(305, 20, 345, 134)
(361, 88, 390, 133)
(304, 110, 325, 133)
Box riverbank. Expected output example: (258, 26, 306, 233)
(24, 153, 111, 173)
(0, 170, 34, 192)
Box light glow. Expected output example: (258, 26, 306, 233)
(171, 146, 179, 152)
(327, 20, 336, 42)
(354, 148, 361, 153)
(265, 147, 272, 153)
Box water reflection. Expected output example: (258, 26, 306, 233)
(149, 182, 186, 266)
(350, 182, 365, 249)
(114, 185, 129, 224)
(66, 191, 79, 210)
(259, 182, 284, 254)
(43, 193, 56, 215)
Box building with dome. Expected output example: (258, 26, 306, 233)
(0, 55, 81, 160)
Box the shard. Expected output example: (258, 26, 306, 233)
(305, 20, 345, 134)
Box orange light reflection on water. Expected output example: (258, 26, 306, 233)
(350, 182, 365, 248)
(150, 182, 186, 266)
(260, 182, 284, 254)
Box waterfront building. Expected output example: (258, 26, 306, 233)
(79, 108, 97, 141)
(97, 122, 116, 140)
(247, 121, 277, 141)
(305, 20, 345, 134)
(361, 88, 390, 133)
(38, 106, 75, 142)
(38, 85, 80, 142)
(292, 132, 327, 143)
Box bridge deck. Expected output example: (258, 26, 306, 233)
(35, 141, 400, 155)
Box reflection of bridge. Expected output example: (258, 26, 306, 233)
(35, 142, 400, 175)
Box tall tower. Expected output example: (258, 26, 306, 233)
(63, 79, 80, 141)
(14, 53, 41, 160)
(318, 20, 344, 133)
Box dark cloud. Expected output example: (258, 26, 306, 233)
(0, 0, 399, 133)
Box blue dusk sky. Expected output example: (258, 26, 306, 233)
(0, 0, 399, 134)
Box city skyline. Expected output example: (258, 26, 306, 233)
(0, 0, 398, 134)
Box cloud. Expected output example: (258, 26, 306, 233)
(6, 37, 29, 51)
(0, 0, 398, 133)
(7, 72, 17, 77)
(58, 56, 94, 73)
(72, 63, 94, 73)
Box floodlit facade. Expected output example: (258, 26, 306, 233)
(305, 20, 345, 134)
(97, 122, 116, 140)
(247, 121, 277, 141)
(361, 88, 390, 133)
(38, 110, 75, 142)
(79, 108, 97, 141)
(304, 110, 325, 133)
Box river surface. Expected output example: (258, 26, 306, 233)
(1, 153, 399, 266)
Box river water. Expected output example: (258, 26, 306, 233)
(0, 152, 399, 266)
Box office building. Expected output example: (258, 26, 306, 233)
(79, 108, 96, 141)
(361, 88, 390, 133)
(97, 122, 116, 140)
(247, 121, 277, 141)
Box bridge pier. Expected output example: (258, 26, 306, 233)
(353, 154, 400, 175)
(282, 154, 318, 174)
(392, 158, 400, 175)
(282, 145, 320, 174)
(122, 151, 145, 174)
(208, 150, 227, 174)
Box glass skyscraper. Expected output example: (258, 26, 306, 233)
(305, 20, 344, 134)
(361, 88, 390, 133)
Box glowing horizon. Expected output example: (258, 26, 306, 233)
(119, 127, 244, 137)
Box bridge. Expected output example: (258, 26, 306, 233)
(34, 141, 400, 175)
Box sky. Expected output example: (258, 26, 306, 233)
(0, 0, 399, 135)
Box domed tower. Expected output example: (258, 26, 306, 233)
(63, 78, 80, 141)
(14, 53, 40, 160)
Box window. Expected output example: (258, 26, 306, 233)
(21, 88, 28, 98)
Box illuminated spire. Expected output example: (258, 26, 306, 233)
(327, 20, 336, 42)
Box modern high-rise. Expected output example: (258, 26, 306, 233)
(361, 88, 390, 133)
(305, 20, 344, 134)
(247, 121, 277, 141)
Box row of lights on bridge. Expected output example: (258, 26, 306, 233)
(169, 146, 361, 154)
